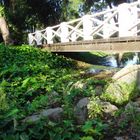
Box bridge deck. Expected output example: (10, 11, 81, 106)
(41, 37, 140, 52)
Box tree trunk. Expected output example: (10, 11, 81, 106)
(0, 17, 10, 45)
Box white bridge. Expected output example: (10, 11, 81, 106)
(28, 1, 140, 52)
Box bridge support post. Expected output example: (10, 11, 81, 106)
(103, 10, 115, 39)
(35, 31, 42, 45)
(28, 33, 33, 45)
(46, 27, 53, 44)
(60, 22, 69, 43)
(71, 32, 77, 42)
(83, 15, 93, 40)
(118, 3, 137, 37)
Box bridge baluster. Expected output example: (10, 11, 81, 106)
(118, 3, 137, 37)
(46, 27, 53, 44)
(103, 11, 115, 39)
(82, 15, 93, 40)
(71, 32, 77, 42)
(60, 22, 69, 43)
(35, 31, 42, 45)
(28, 33, 34, 45)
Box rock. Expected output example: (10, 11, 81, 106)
(135, 135, 140, 140)
(76, 98, 89, 108)
(103, 65, 140, 105)
(22, 114, 40, 123)
(135, 97, 140, 106)
(113, 65, 140, 88)
(23, 107, 63, 123)
(86, 69, 102, 74)
(95, 86, 103, 95)
(103, 82, 126, 103)
(101, 102, 118, 114)
(48, 91, 60, 108)
(48, 91, 59, 100)
(114, 136, 133, 140)
(114, 136, 125, 140)
(125, 102, 139, 110)
(51, 91, 59, 96)
(74, 97, 89, 124)
(41, 107, 63, 122)
(125, 102, 140, 113)
(118, 102, 140, 128)
(93, 70, 114, 79)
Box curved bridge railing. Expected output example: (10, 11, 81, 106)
(28, 1, 140, 45)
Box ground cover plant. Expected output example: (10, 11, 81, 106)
(0, 44, 140, 140)
(0, 44, 105, 139)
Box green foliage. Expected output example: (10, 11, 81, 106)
(81, 120, 108, 140)
(0, 44, 101, 140)
(0, 45, 67, 139)
(110, 102, 140, 136)
(123, 102, 140, 132)
(0, 87, 9, 111)
(61, 0, 82, 20)
(1, 43, 140, 139)
(0, 5, 4, 17)
(90, 52, 108, 57)
(0, 43, 111, 140)
(88, 97, 103, 118)
(81, 136, 94, 140)
(0, 44, 76, 116)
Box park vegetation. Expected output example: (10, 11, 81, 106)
(0, 0, 140, 139)
(0, 44, 140, 139)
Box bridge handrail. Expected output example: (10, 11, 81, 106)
(129, 1, 140, 6)
(28, 1, 140, 45)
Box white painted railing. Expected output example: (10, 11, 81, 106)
(28, 1, 140, 45)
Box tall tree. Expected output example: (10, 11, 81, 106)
(1, 0, 62, 44)
(0, 4, 10, 44)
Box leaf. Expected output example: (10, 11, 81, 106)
(81, 136, 94, 140)
(21, 78, 30, 87)
(20, 133, 29, 140)
(5, 108, 19, 117)
(2, 134, 20, 140)
(82, 121, 93, 134)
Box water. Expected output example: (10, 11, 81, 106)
(107, 56, 118, 68)
(104, 55, 118, 68)
(124, 52, 139, 67)
(106, 53, 139, 68)
(88, 53, 139, 74)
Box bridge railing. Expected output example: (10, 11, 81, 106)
(28, 1, 140, 45)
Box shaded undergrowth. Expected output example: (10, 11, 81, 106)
(0, 44, 140, 140)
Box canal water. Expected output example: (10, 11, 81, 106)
(105, 52, 139, 68)
(57, 52, 140, 68)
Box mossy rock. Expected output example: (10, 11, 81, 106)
(101, 65, 140, 105)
